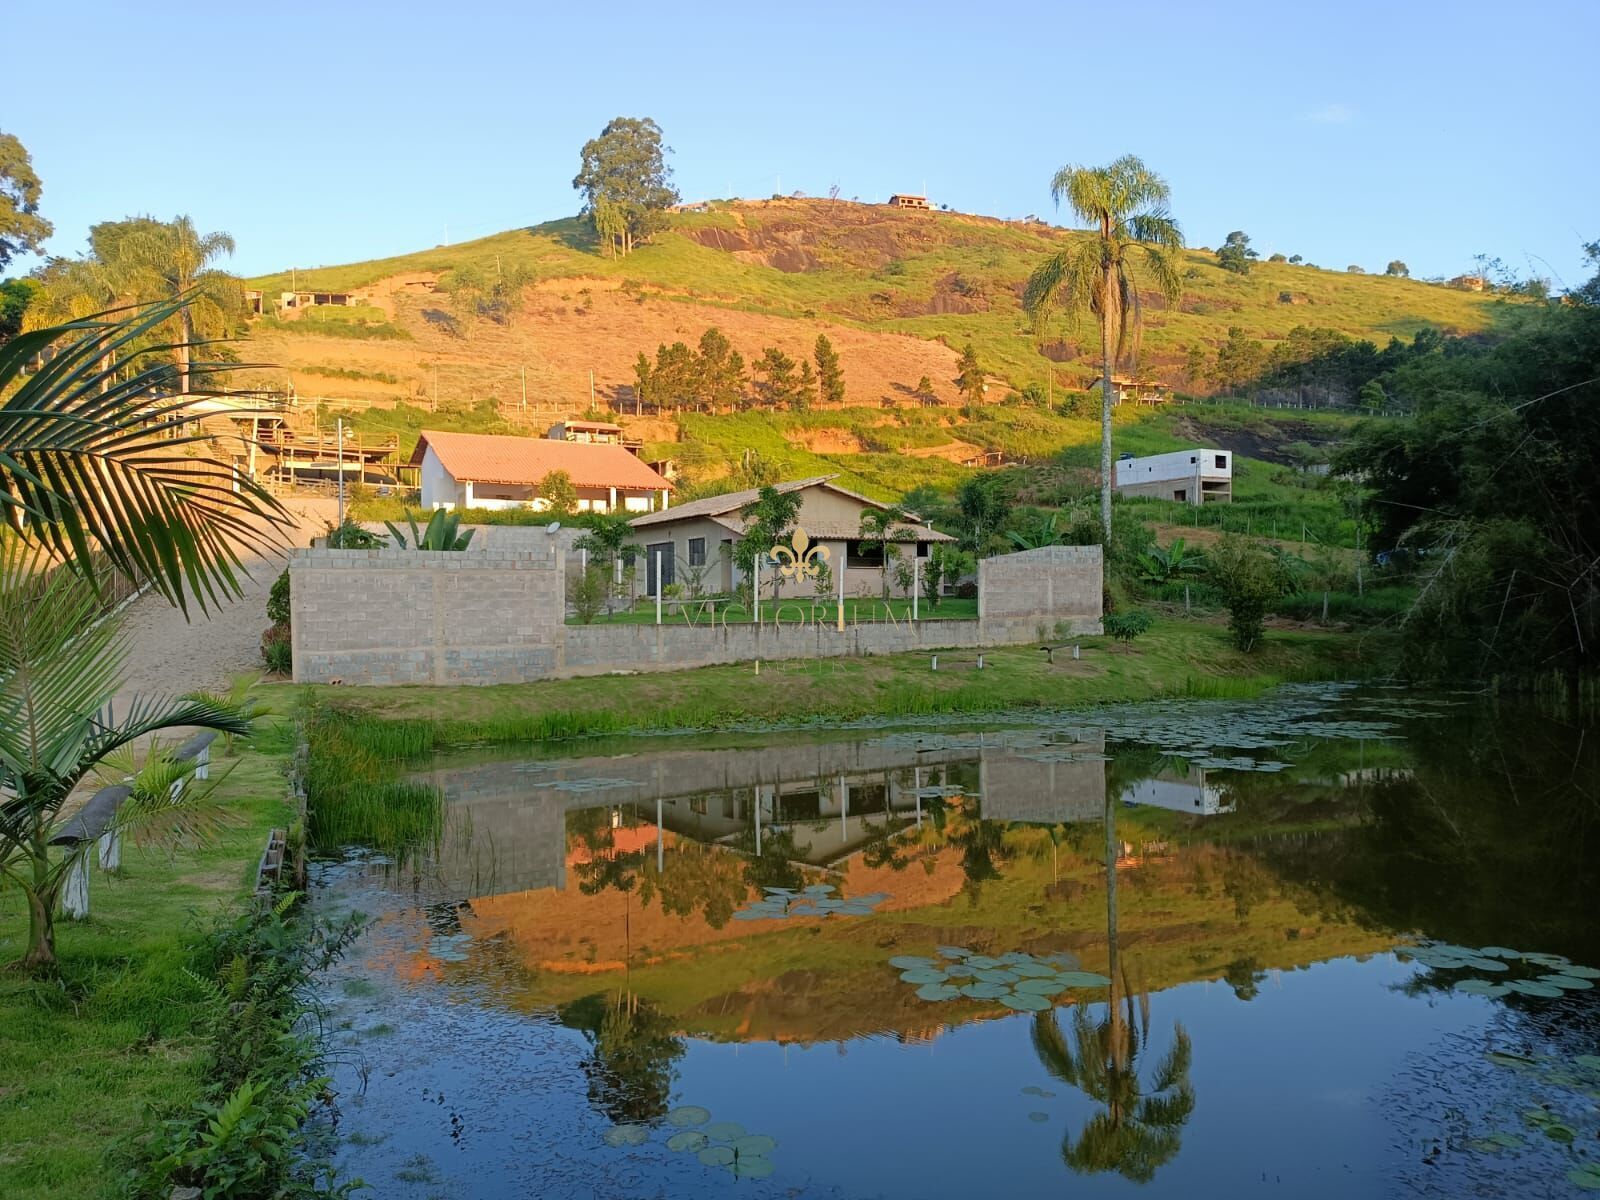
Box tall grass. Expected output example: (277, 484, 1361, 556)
(302, 706, 442, 855)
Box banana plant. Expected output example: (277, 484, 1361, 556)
(1139, 537, 1205, 584)
(384, 509, 475, 551)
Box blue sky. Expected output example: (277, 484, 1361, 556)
(8, 0, 1595, 285)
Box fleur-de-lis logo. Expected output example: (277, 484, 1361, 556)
(770, 525, 830, 582)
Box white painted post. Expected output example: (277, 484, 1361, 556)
(654, 550, 663, 625)
(62, 855, 89, 919)
(194, 741, 209, 781)
(656, 796, 664, 874)
(977, 653, 985, 670)
(98, 828, 121, 873)
(754, 786, 762, 856)
(335, 418, 345, 528)
(839, 774, 848, 840)
(754, 555, 762, 627)
(837, 548, 845, 632)
(912, 556, 919, 622)
(913, 767, 922, 828)
(930, 654, 938, 671)
(1073, 644, 1081, 660)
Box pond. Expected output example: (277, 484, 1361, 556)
(311, 685, 1600, 1198)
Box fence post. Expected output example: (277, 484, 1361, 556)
(930, 654, 938, 671)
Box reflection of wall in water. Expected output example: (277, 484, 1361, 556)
(422, 733, 1107, 893)
(1121, 770, 1234, 816)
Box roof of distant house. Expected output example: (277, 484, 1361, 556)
(409, 430, 672, 491)
(630, 475, 951, 541)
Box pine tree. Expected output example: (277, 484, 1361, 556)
(814, 334, 845, 408)
(631, 351, 653, 414)
(956, 343, 985, 406)
(796, 360, 817, 412)
(753, 347, 799, 410)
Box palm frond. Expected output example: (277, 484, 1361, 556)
(0, 298, 291, 614)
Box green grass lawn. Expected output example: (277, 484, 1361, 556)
(0, 724, 295, 1200)
(288, 616, 1379, 734)
(572, 596, 979, 626)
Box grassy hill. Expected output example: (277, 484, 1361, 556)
(241, 198, 1498, 503)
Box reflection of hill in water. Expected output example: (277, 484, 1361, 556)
(350, 730, 1409, 1045)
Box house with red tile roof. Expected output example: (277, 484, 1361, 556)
(409, 429, 673, 513)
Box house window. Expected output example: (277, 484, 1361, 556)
(1174, 489, 1187, 503)
(916, 542, 929, 558)
(1215, 454, 1227, 469)
(1189, 455, 1197, 464)
(688, 537, 706, 567)
(846, 540, 884, 569)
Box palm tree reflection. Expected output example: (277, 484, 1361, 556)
(1031, 785, 1195, 1183)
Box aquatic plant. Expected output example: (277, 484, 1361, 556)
(732, 883, 888, 921)
(1400, 942, 1600, 1000)
(302, 705, 443, 857)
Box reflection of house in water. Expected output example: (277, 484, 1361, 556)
(418, 732, 1107, 895)
(1121, 769, 1235, 816)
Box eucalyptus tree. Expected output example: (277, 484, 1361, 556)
(1024, 157, 1184, 537)
(0, 129, 52, 269)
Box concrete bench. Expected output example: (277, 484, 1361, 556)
(1039, 643, 1081, 664)
(48, 730, 218, 920)
(930, 653, 986, 671)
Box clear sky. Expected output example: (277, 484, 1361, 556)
(7, 0, 1596, 285)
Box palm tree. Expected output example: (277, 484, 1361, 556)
(1, 299, 289, 613)
(119, 216, 241, 393)
(858, 504, 910, 600)
(1007, 511, 1064, 551)
(1024, 157, 1184, 539)
(0, 543, 254, 970)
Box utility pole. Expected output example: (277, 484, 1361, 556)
(589, 369, 595, 411)
(521, 365, 527, 414)
(432, 364, 439, 412)
(336, 418, 345, 529)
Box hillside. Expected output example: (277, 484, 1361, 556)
(240, 198, 1498, 496)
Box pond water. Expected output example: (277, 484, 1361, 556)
(312, 685, 1600, 1198)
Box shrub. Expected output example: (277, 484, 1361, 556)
(324, 519, 385, 549)
(568, 566, 608, 624)
(266, 570, 291, 627)
(1207, 536, 1287, 652)
(261, 624, 292, 675)
(1104, 608, 1154, 646)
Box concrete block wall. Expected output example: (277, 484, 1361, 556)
(289, 548, 563, 685)
(289, 543, 1102, 686)
(978, 545, 1103, 637)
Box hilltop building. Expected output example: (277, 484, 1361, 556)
(1091, 375, 1173, 405)
(888, 193, 931, 210)
(1114, 448, 1233, 505)
(411, 429, 672, 513)
(628, 475, 951, 597)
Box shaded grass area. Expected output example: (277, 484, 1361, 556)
(273, 619, 1378, 756)
(572, 597, 979, 626)
(0, 726, 294, 1200)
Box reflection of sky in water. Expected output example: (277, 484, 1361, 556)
(314, 687, 1600, 1199)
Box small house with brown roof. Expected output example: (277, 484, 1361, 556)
(628, 475, 952, 597)
(411, 429, 672, 513)
(888, 193, 931, 210)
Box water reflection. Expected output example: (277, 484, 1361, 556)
(315, 690, 1600, 1199)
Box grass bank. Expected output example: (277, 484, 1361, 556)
(0, 722, 295, 1200)
(277, 617, 1380, 753)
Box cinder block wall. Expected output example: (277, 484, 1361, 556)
(289, 544, 1102, 686)
(289, 548, 563, 685)
(978, 545, 1103, 640)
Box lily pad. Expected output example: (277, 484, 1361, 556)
(802, 884, 836, 896)
(667, 1131, 708, 1152)
(1021, 1085, 1057, 1097)
(1558, 964, 1600, 979)
(667, 1105, 711, 1127)
(1541, 974, 1594, 990)
(943, 964, 976, 978)
(900, 969, 950, 985)
(1575, 1055, 1600, 1072)
(732, 1134, 778, 1155)
(961, 981, 1013, 1000)
(1009, 961, 1057, 978)
(1454, 979, 1510, 997)
(1506, 979, 1566, 998)
(965, 955, 1002, 970)
(937, 946, 970, 959)
(1028, 1111, 1050, 1123)
(1000, 990, 1052, 1012)
(1569, 1162, 1600, 1191)
(975, 969, 1019, 985)
(704, 1121, 745, 1142)
(1017, 977, 1070, 996)
(1461, 957, 1509, 973)
(1055, 971, 1113, 988)
(1521, 952, 1573, 968)
(889, 955, 934, 970)
(1477, 946, 1521, 958)
(916, 983, 962, 1002)
(732, 1155, 775, 1179)
(698, 1145, 736, 1167)
(603, 1124, 649, 1147)
(762, 887, 797, 896)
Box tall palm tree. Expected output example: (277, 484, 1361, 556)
(1024, 157, 1184, 538)
(0, 298, 288, 613)
(119, 216, 241, 393)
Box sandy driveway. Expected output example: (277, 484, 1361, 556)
(113, 495, 337, 703)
